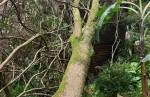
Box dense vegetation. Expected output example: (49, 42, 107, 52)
(0, 0, 150, 97)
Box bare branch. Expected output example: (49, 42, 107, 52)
(0, 25, 71, 70)
(0, 48, 43, 92)
(0, 0, 8, 7)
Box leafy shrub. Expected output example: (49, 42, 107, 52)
(93, 62, 139, 97)
(11, 82, 35, 97)
(11, 82, 24, 97)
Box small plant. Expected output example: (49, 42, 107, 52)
(120, 1, 150, 96)
(11, 82, 24, 97)
(88, 62, 139, 97)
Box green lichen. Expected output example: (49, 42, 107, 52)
(69, 34, 95, 65)
(68, 48, 81, 64)
(69, 35, 80, 47)
(52, 71, 68, 97)
(53, 35, 83, 97)
(53, 34, 95, 97)
(89, 47, 94, 57)
(53, 59, 81, 97)
(68, 35, 82, 65)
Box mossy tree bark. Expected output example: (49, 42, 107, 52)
(52, 0, 99, 97)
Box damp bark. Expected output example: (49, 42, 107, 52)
(52, 0, 99, 97)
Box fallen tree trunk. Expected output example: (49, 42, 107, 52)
(52, 0, 99, 97)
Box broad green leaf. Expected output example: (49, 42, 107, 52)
(143, 2, 150, 18)
(97, 3, 117, 30)
(95, 3, 118, 42)
(120, 6, 139, 15)
(142, 54, 150, 62)
(122, 1, 140, 12)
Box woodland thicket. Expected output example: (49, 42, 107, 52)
(0, 0, 150, 97)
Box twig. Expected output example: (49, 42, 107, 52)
(55, 0, 90, 12)
(23, 93, 52, 97)
(0, 25, 71, 70)
(17, 70, 47, 97)
(9, 0, 37, 33)
(0, 48, 43, 93)
(0, 0, 8, 7)
(0, 34, 40, 70)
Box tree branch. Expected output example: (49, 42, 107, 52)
(72, 0, 82, 37)
(0, 34, 40, 70)
(0, 0, 8, 7)
(9, 0, 37, 33)
(85, 0, 99, 27)
(82, 0, 99, 43)
(0, 25, 71, 70)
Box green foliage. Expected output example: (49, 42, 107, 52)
(120, 91, 141, 97)
(85, 1, 150, 97)
(84, 61, 141, 97)
(11, 82, 35, 97)
(96, 3, 118, 30)
(121, 1, 150, 25)
(142, 54, 150, 62)
(83, 83, 105, 97)
(94, 63, 138, 97)
(11, 83, 24, 97)
(94, 2, 119, 42)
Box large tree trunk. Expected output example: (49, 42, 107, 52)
(52, 0, 99, 97)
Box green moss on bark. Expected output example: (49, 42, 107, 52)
(52, 71, 68, 97)
(68, 35, 82, 64)
(53, 35, 81, 97)
(69, 35, 94, 65)
(89, 47, 94, 57)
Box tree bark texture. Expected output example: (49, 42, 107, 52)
(140, 21, 148, 97)
(52, 0, 99, 97)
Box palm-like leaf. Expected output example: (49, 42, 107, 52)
(95, 3, 118, 42)
(121, 1, 150, 25)
(97, 3, 117, 30)
(142, 54, 150, 62)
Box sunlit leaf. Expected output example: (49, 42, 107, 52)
(142, 54, 150, 62)
(120, 7, 139, 15)
(95, 3, 118, 42)
(122, 1, 140, 11)
(142, 2, 150, 18)
(97, 3, 117, 30)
